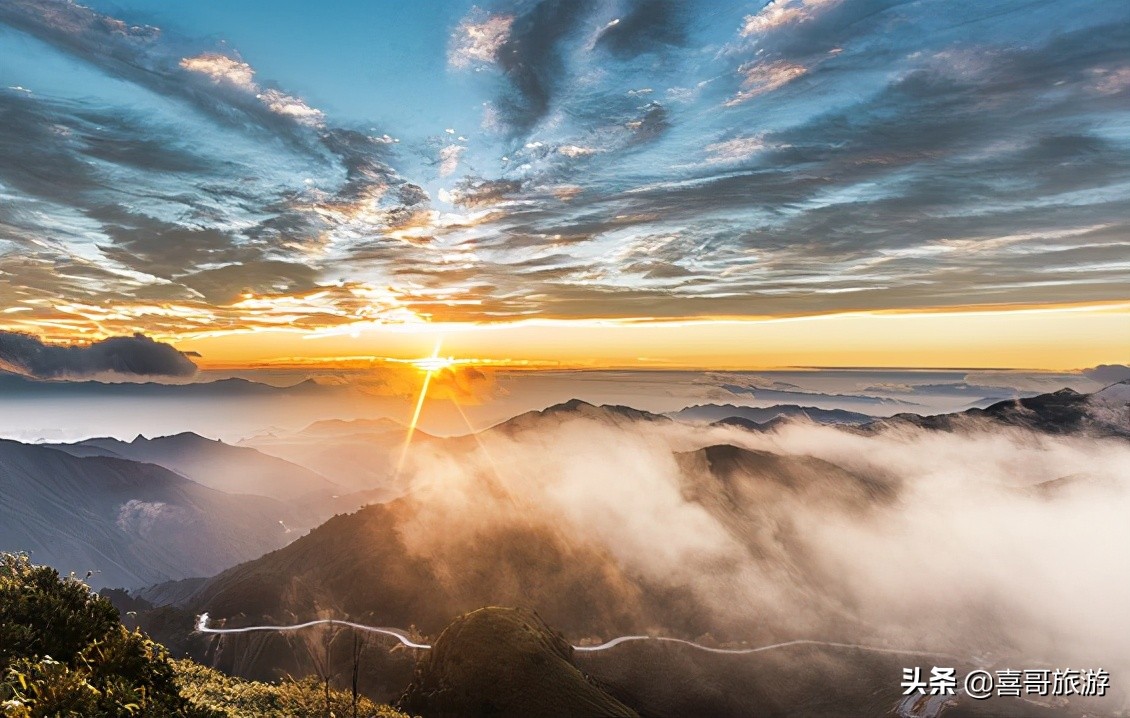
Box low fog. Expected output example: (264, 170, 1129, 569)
(389, 409, 1130, 702)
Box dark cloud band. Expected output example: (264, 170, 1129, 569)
(0, 332, 198, 379)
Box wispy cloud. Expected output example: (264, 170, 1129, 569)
(725, 60, 809, 105)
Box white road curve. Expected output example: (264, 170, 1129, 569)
(196, 614, 960, 659)
(574, 635, 962, 659)
(195, 613, 432, 649)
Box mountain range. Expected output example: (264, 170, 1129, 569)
(4, 381, 1126, 716)
(46, 432, 340, 502)
(672, 403, 874, 425)
(238, 418, 431, 492)
(0, 440, 295, 588)
(0, 371, 328, 398)
(863, 381, 1130, 437)
(1, 427, 403, 589)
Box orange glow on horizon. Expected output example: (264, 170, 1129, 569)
(169, 300, 1129, 373)
(2, 300, 1126, 372)
(409, 355, 459, 373)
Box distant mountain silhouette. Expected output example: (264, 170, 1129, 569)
(240, 418, 429, 492)
(290, 417, 409, 436)
(1083, 364, 1130, 384)
(866, 381, 1130, 437)
(717, 384, 915, 407)
(47, 432, 339, 502)
(708, 415, 792, 432)
(0, 371, 327, 398)
(487, 399, 671, 434)
(0, 440, 297, 588)
(672, 403, 873, 425)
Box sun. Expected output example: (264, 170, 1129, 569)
(411, 355, 457, 373)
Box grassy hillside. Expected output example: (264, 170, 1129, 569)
(172, 660, 408, 718)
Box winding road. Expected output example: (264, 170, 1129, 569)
(196, 614, 970, 717)
(196, 614, 960, 659)
(195, 614, 432, 649)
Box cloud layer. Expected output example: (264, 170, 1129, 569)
(0, 0, 1127, 339)
(382, 404, 1130, 703)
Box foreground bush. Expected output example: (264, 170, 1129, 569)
(0, 553, 409, 718)
(0, 552, 210, 717)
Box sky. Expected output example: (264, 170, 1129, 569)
(0, 0, 1127, 370)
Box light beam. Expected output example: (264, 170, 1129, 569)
(395, 338, 444, 480)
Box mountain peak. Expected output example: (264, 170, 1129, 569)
(298, 417, 407, 435)
(557, 398, 595, 411)
(128, 431, 215, 446)
(537, 399, 668, 423)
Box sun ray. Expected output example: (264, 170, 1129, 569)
(394, 338, 444, 480)
(449, 399, 510, 493)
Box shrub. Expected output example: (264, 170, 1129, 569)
(0, 552, 214, 717)
(0, 553, 411, 718)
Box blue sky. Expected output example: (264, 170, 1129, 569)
(81, 0, 486, 132)
(0, 0, 1128, 342)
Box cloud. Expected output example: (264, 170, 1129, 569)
(725, 60, 808, 105)
(0, 331, 198, 379)
(428, 365, 498, 404)
(444, 178, 524, 208)
(705, 135, 770, 164)
(116, 499, 183, 535)
(2, 0, 1129, 336)
(740, 0, 840, 36)
(0, 0, 437, 332)
(179, 53, 258, 92)
(389, 402, 1130, 689)
(255, 88, 325, 127)
(624, 100, 669, 141)
(449, 9, 514, 69)
(557, 144, 599, 158)
(439, 144, 465, 177)
(1090, 65, 1130, 95)
(491, 0, 598, 132)
(179, 51, 327, 127)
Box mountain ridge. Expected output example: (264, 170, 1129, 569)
(47, 431, 340, 502)
(672, 403, 873, 425)
(0, 371, 328, 398)
(0, 439, 298, 588)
